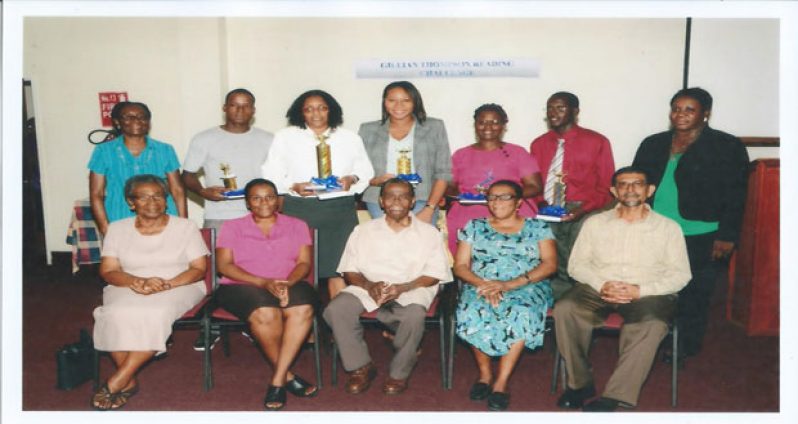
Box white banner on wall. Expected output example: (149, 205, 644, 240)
(355, 58, 540, 79)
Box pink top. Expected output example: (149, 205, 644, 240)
(446, 142, 540, 254)
(530, 125, 615, 213)
(217, 213, 311, 285)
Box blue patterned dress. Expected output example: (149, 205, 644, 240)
(455, 218, 554, 356)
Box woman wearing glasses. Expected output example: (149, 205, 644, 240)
(262, 90, 373, 299)
(446, 103, 542, 255)
(88, 101, 186, 236)
(215, 178, 319, 410)
(453, 180, 557, 411)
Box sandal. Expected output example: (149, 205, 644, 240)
(90, 383, 116, 411)
(487, 391, 510, 411)
(469, 381, 491, 401)
(111, 382, 139, 410)
(285, 374, 318, 398)
(264, 385, 287, 411)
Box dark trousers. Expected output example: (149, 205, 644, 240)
(677, 232, 721, 356)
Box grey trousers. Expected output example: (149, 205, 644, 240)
(553, 283, 676, 406)
(323, 292, 426, 380)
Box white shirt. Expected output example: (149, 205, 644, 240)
(261, 126, 373, 197)
(337, 214, 453, 312)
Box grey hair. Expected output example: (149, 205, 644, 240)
(124, 174, 168, 200)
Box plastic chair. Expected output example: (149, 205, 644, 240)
(93, 227, 217, 391)
(330, 284, 452, 389)
(203, 228, 322, 390)
(549, 311, 680, 407)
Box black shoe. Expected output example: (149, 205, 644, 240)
(264, 385, 287, 411)
(583, 397, 620, 412)
(487, 391, 510, 411)
(556, 384, 596, 409)
(193, 331, 221, 352)
(469, 382, 491, 401)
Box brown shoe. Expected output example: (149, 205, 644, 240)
(345, 363, 377, 394)
(382, 377, 408, 395)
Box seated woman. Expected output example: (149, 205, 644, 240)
(453, 180, 557, 411)
(92, 174, 208, 410)
(215, 178, 319, 411)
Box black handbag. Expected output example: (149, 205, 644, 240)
(56, 328, 94, 390)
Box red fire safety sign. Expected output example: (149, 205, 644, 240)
(99, 92, 129, 127)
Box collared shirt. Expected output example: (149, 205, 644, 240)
(87, 136, 180, 222)
(337, 214, 453, 312)
(530, 125, 615, 212)
(261, 126, 373, 197)
(182, 126, 273, 220)
(216, 213, 311, 285)
(568, 205, 691, 297)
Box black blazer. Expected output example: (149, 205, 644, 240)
(632, 126, 750, 243)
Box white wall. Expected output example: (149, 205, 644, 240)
(690, 18, 780, 161)
(23, 17, 778, 256)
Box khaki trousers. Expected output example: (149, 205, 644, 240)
(553, 283, 676, 406)
(323, 292, 426, 380)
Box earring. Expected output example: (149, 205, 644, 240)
(704, 117, 708, 122)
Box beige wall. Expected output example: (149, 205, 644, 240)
(23, 17, 779, 257)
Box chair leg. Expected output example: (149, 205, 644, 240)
(313, 318, 323, 389)
(438, 315, 446, 389)
(550, 350, 561, 394)
(446, 314, 455, 390)
(203, 320, 213, 391)
(221, 326, 231, 357)
(93, 349, 101, 390)
(331, 341, 339, 386)
(671, 323, 678, 407)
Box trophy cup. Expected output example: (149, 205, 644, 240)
(551, 171, 566, 209)
(397, 149, 411, 175)
(538, 171, 568, 220)
(219, 163, 238, 190)
(316, 133, 332, 179)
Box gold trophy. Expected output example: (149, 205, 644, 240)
(219, 163, 238, 190)
(552, 171, 567, 208)
(316, 133, 332, 178)
(397, 149, 412, 175)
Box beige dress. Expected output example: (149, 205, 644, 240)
(93, 216, 208, 352)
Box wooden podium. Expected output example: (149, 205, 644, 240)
(727, 159, 779, 336)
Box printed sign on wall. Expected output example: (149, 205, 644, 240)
(355, 58, 540, 79)
(98, 92, 128, 127)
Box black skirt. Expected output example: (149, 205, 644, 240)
(281, 195, 358, 279)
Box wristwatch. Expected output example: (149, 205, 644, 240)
(424, 204, 435, 209)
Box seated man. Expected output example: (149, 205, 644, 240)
(554, 166, 691, 412)
(323, 178, 452, 395)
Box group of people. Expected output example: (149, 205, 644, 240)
(87, 82, 749, 412)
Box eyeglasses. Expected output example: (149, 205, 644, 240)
(133, 194, 165, 202)
(248, 194, 278, 202)
(486, 194, 516, 202)
(119, 115, 149, 122)
(302, 105, 329, 113)
(615, 180, 647, 190)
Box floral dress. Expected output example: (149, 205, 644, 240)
(455, 218, 554, 356)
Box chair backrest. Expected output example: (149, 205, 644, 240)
(309, 227, 319, 289)
(199, 227, 216, 295)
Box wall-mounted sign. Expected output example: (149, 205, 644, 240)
(98, 92, 128, 127)
(355, 58, 540, 79)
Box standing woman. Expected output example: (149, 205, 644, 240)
(359, 81, 451, 225)
(262, 90, 373, 299)
(632, 87, 749, 362)
(88, 101, 187, 236)
(446, 103, 542, 255)
(454, 180, 556, 411)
